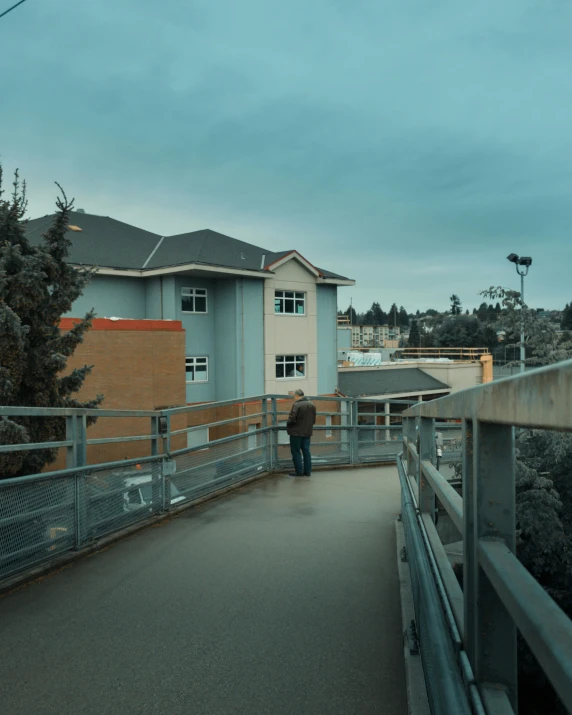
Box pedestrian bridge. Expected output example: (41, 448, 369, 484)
(0, 466, 407, 715)
(1, 362, 572, 714)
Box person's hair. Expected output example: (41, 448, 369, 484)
(294, 389, 305, 397)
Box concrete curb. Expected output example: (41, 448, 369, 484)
(395, 519, 431, 715)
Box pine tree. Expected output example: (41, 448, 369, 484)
(561, 303, 572, 330)
(397, 306, 409, 326)
(0, 166, 103, 478)
(449, 294, 462, 316)
(408, 320, 421, 348)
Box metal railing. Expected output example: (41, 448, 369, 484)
(401, 359, 572, 715)
(0, 395, 410, 584)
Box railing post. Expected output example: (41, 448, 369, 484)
(349, 399, 359, 464)
(471, 420, 517, 709)
(462, 419, 476, 666)
(262, 399, 270, 470)
(151, 415, 160, 457)
(270, 397, 278, 469)
(73, 414, 87, 550)
(417, 417, 435, 520)
(403, 416, 416, 480)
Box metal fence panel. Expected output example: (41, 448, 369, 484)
(172, 432, 267, 500)
(84, 459, 164, 541)
(0, 475, 76, 580)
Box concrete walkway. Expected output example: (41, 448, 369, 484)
(0, 467, 406, 715)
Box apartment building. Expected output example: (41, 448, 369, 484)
(26, 212, 354, 403)
(351, 324, 403, 348)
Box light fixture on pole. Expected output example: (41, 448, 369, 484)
(507, 253, 532, 373)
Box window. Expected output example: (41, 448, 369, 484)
(186, 357, 208, 382)
(276, 355, 306, 379)
(274, 290, 305, 315)
(182, 287, 207, 313)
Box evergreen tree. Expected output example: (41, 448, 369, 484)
(408, 320, 421, 348)
(561, 303, 572, 330)
(449, 294, 462, 316)
(371, 302, 387, 325)
(0, 166, 103, 478)
(397, 306, 409, 326)
(344, 305, 358, 325)
(389, 303, 398, 327)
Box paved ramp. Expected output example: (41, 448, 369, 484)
(0, 467, 406, 715)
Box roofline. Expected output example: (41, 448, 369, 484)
(75, 263, 354, 284)
(79, 264, 274, 280)
(338, 388, 452, 400)
(264, 250, 322, 277)
(320, 277, 355, 286)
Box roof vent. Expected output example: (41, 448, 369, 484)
(76, 208, 86, 214)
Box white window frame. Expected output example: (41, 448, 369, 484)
(275, 355, 307, 380)
(181, 287, 208, 314)
(185, 356, 209, 383)
(274, 290, 306, 316)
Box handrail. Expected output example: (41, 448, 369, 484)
(401, 358, 572, 713)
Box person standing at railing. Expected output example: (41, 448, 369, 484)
(286, 389, 317, 477)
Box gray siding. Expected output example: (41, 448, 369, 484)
(176, 277, 217, 403)
(214, 279, 264, 401)
(239, 280, 264, 398)
(317, 285, 338, 394)
(67, 275, 146, 319)
(144, 277, 162, 319)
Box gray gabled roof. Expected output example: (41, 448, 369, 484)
(25, 212, 161, 270)
(338, 368, 450, 397)
(24, 212, 352, 281)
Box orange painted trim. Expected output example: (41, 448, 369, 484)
(60, 318, 184, 332)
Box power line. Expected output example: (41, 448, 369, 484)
(0, 0, 28, 20)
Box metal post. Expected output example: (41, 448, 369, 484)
(74, 414, 87, 550)
(262, 399, 269, 470)
(350, 399, 359, 465)
(151, 415, 160, 457)
(66, 415, 77, 469)
(472, 421, 517, 709)
(417, 417, 435, 520)
(462, 419, 476, 667)
(384, 401, 390, 443)
(520, 271, 525, 374)
(270, 397, 278, 469)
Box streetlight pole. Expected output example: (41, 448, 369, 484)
(507, 254, 532, 374)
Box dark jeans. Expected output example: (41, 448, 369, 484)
(290, 436, 312, 476)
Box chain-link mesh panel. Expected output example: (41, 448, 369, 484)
(276, 427, 352, 468)
(0, 475, 77, 580)
(84, 459, 164, 541)
(172, 431, 267, 501)
(357, 427, 403, 462)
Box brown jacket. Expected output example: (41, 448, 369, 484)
(286, 397, 317, 437)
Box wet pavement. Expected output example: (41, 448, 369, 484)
(0, 467, 406, 715)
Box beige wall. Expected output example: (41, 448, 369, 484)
(264, 259, 318, 394)
(418, 363, 483, 392)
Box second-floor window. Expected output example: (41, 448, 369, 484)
(182, 287, 207, 313)
(276, 355, 306, 379)
(275, 290, 305, 315)
(186, 356, 208, 382)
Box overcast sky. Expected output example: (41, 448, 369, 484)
(2, 0, 571, 312)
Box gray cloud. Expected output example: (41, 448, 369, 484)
(1, 0, 572, 312)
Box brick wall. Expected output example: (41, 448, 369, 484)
(51, 319, 187, 469)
